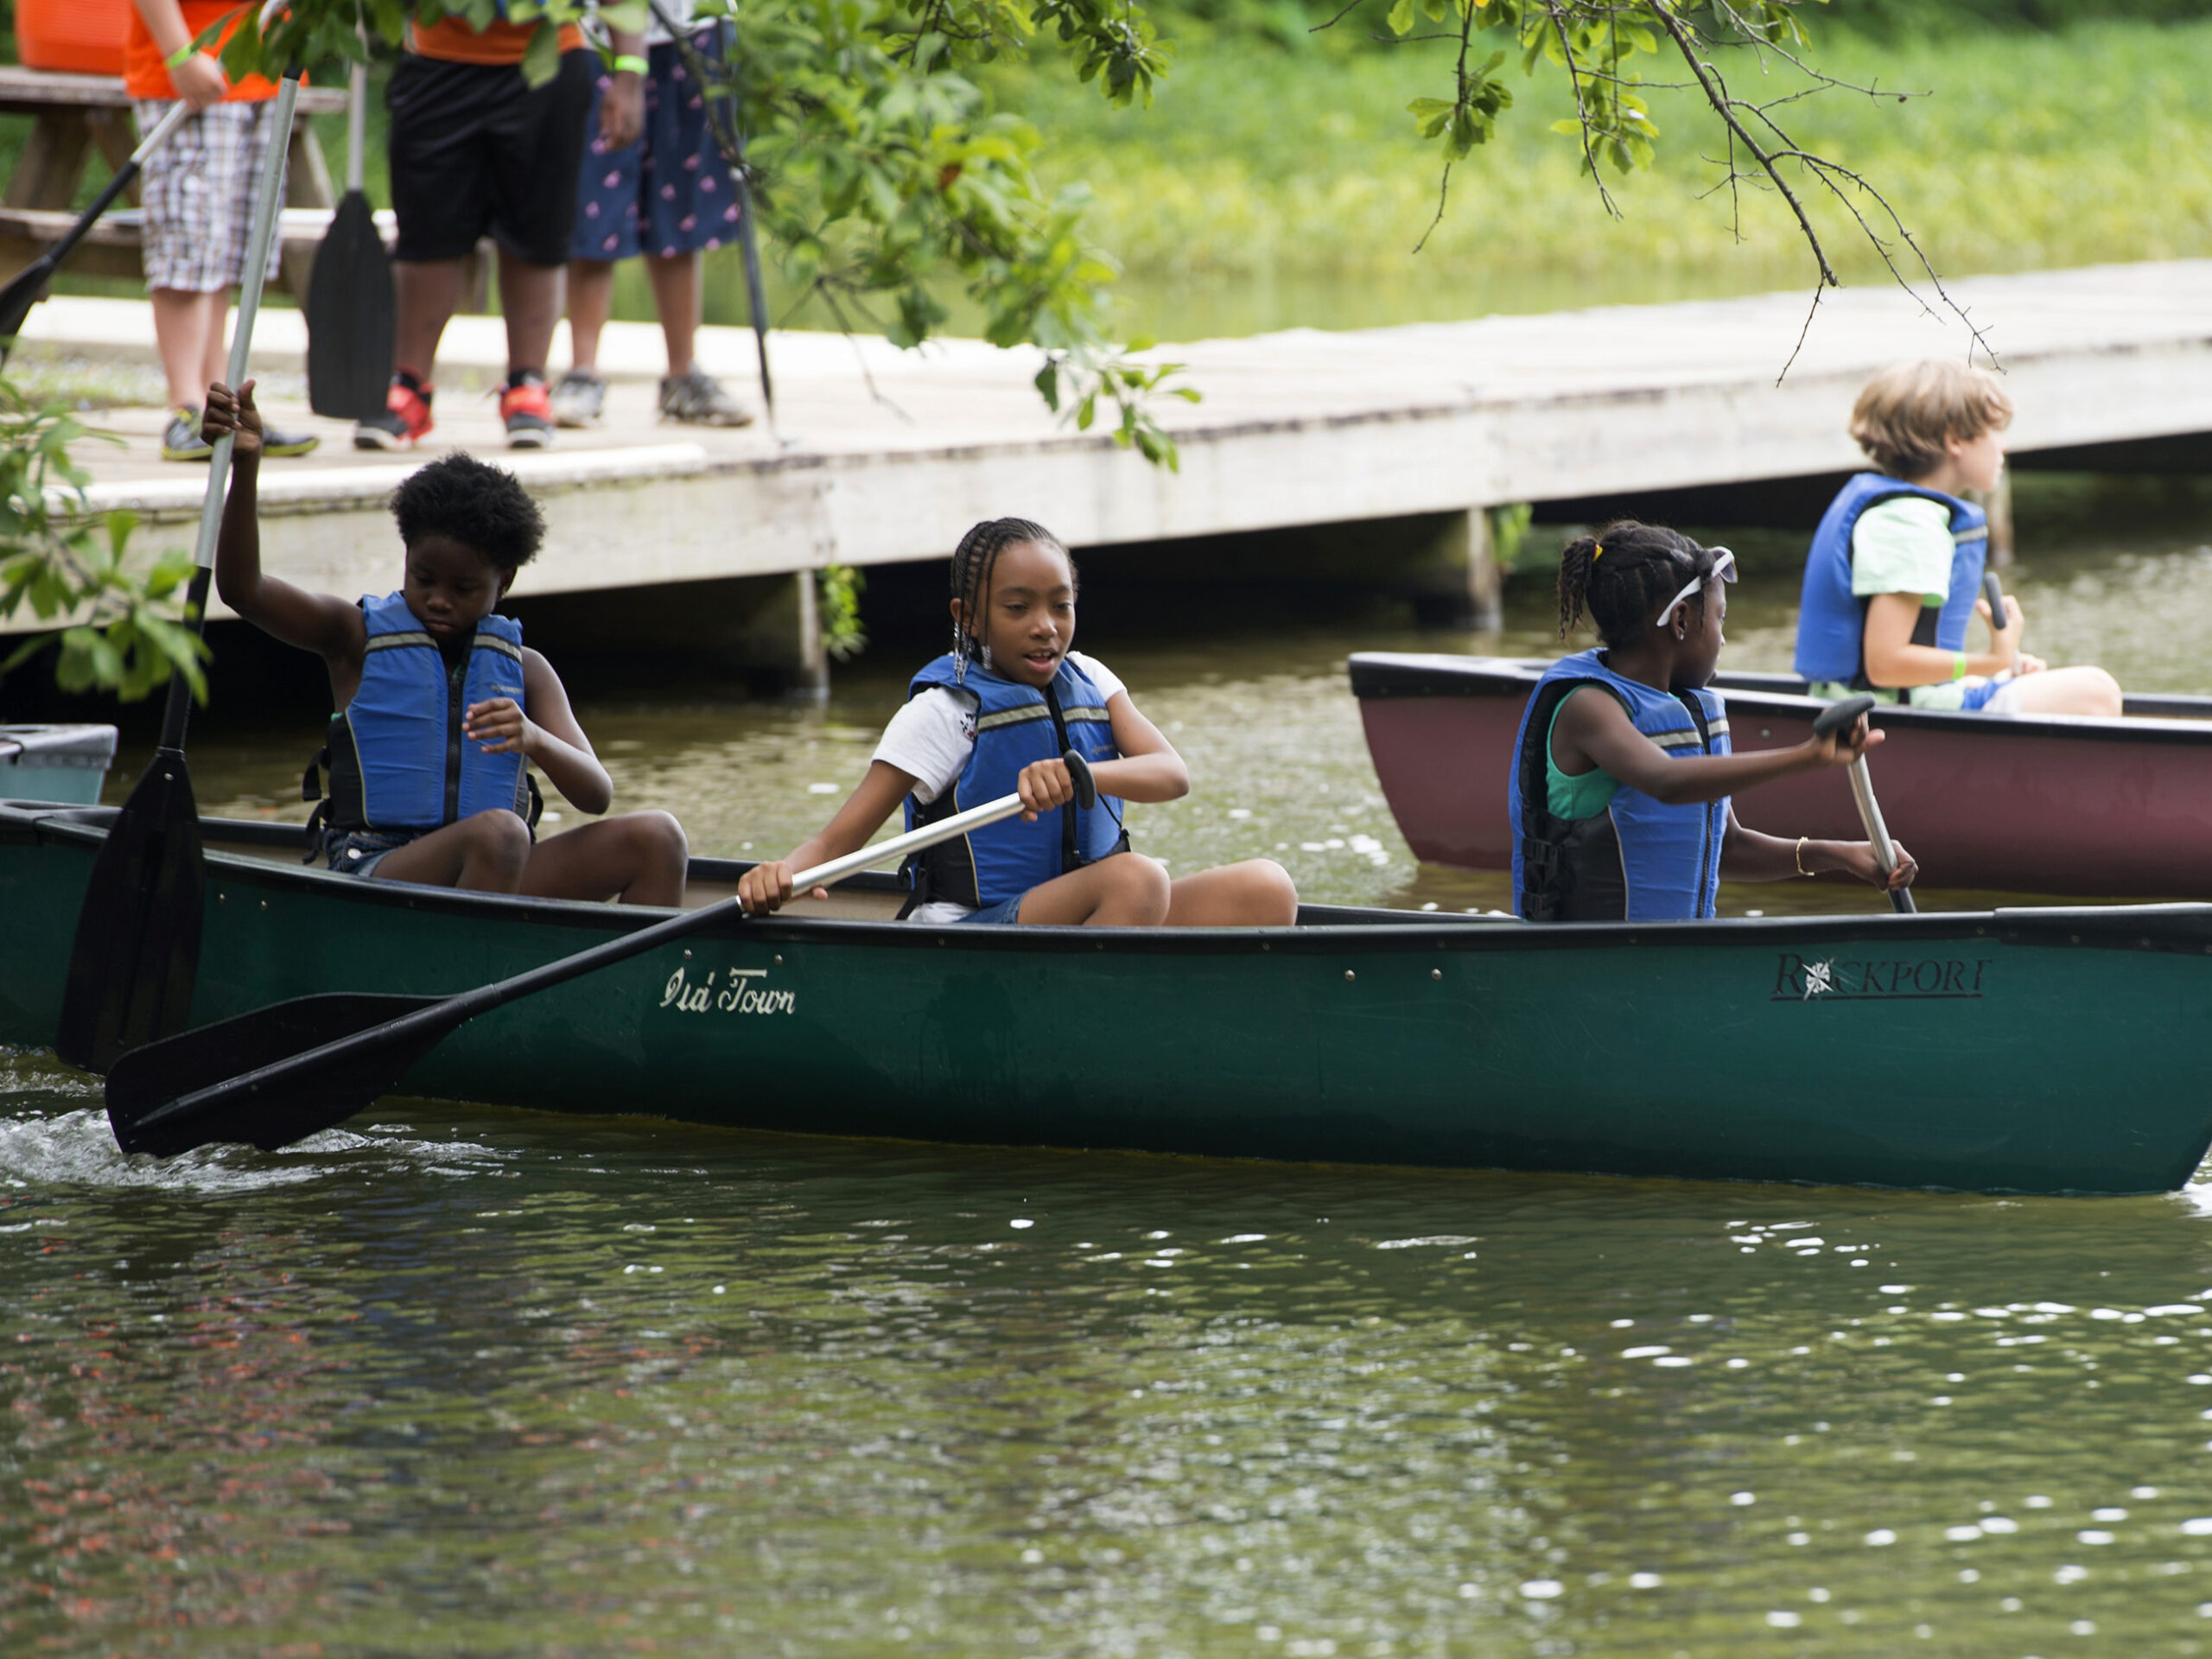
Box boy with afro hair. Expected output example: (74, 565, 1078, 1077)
(207, 379, 688, 903)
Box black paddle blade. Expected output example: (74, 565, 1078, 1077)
(304, 190, 394, 421)
(54, 753, 205, 1074)
(106, 991, 445, 1156)
(0, 257, 56, 364)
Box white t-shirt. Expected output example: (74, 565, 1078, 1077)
(874, 652, 1127, 921)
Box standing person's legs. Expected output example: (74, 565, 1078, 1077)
(556, 58, 640, 426)
(639, 28, 751, 427)
(364, 53, 509, 450)
(137, 99, 312, 460)
(645, 253, 699, 377)
(484, 49, 594, 447)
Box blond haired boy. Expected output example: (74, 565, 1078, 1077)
(1794, 359, 2120, 717)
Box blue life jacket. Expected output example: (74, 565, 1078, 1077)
(1793, 473, 1989, 687)
(899, 653, 1128, 912)
(317, 593, 533, 834)
(1508, 650, 1731, 923)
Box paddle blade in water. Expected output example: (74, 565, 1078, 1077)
(304, 190, 394, 421)
(106, 991, 447, 1156)
(54, 753, 205, 1074)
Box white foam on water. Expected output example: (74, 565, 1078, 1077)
(0, 1109, 512, 1194)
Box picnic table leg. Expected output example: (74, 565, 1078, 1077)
(279, 124, 335, 298)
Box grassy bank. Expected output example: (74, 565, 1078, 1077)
(5, 15, 2208, 345)
(981, 16, 2212, 335)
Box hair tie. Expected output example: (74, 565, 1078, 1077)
(1591, 543, 1604, 561)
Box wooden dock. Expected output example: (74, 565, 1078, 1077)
(12, 260, 2211, 683)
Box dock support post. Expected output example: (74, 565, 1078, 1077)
(728, 570, 830, 699)
(1968, 474, 2015, 569)
(1411, 507, 1503, 629)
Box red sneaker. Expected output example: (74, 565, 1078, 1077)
(354, 374, 435, 451)
(499, 372, 555, 450)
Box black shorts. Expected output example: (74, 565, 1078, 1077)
(387, 48, 594, 267)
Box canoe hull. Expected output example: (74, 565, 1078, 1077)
(3, 804, 2209, 1195)
(1354, 654, 2212, 895)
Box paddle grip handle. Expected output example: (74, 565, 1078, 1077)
(1065, 748, 1097, 811)
(1984, 569, 2009, 641)
(1811, 693, 1877, 742)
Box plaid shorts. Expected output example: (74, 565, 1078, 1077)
(132, 100, 287, 294)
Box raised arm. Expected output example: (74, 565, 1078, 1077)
(1555, 687, 1880, 808)
(206, 381, 363, 665)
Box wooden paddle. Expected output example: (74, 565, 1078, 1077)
(304, 39, 394, 420)
(1813, 693, 1914, 915)
(105, 751, 1101, 1157)
(0, 103, 192, 362)
(53, 61, 304, 1075)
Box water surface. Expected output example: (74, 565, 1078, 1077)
(8, 485, 2212, 1654)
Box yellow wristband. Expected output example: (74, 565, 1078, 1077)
(165, 43, 204, 69)
(1952, 651, 1968, 682)
(613, 54, 649, 74)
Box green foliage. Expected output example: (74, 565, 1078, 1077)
(817, 563, 868, 661)
(997, 16, 2212, 327)
(1488, 502, 1535, 572)
(224, 0, 1192, 466)
(0, 387, 206, 702)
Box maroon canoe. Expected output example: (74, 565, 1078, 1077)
(1351, 653, 2212, 897)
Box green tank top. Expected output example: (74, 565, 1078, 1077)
(1546, 689, 1620, 819)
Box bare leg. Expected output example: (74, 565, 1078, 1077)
(518, 811, 690, 906)
(566, 257, 616, 372)
(496, 246, 565, 378)
(150, 288, 222, 409)
(1011, 854, 1172, 927)
(392, 257, 468, 380)
(2003, 666, 2124, 718)
(644, 252, 700, 376)
(369, 810, 534, 893)
(1163, 860, 1300, 927)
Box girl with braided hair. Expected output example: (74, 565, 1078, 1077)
(1509, 520, 1916, 923)
(736, 518, 1299, 927)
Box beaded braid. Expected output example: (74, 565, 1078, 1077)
(1556, 519, 1715, 647)
(948, 517, 1074, 683)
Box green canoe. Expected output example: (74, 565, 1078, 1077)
(2, 800, 2207, 1195)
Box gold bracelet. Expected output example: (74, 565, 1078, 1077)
(1795, 836, 1812, 877)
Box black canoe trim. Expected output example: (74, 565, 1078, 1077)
(1346, 653, 2212, 745)
(10, 802, 2212, 964)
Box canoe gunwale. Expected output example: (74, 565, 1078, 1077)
(1348, 652, 2212, 746)
(10, 802, 2212, 961)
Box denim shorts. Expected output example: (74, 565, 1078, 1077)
(321, 827, 423, 879)
(955, 892, 1029, 926)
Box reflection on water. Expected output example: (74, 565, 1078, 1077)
(3, 1082, 2212, 1656)
(15, 488, 2212, 1652)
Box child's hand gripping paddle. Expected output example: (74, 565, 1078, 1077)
(1814, 693, 1914, 915)
(105, 753, 1102, 1158)
(54, 23, 302, 1075)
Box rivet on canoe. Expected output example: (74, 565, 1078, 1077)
(774, 954, 784, 966)
(1344, 969, 1356, 982)
(258, 899, 268, 912)
(683, 949, 692, 959)
(1431, 969, 1442, 981)
(216, 892, 225, 904)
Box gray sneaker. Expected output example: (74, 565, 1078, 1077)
(658, 368, 754, 428)
(550, 368, 607, 429)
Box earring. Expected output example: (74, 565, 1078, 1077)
(952, 622, 967, 685)
(981, 643, 994, 671)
